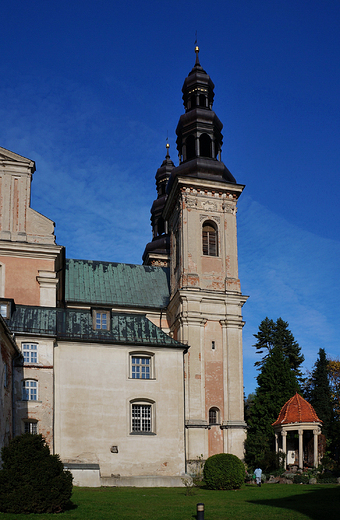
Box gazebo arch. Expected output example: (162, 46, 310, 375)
(272, 393, 323, 469)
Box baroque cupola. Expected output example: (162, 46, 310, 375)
(167, 46, 236, 191)
(142, 143, 174, 266)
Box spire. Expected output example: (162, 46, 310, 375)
(166, 48, 236, 190)
(142, 142, 174, 266)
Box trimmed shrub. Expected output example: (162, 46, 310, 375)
(0, 433, 73, 514)
(203, 453, 245, 490)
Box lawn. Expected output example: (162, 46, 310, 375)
(0, 484, 339, 520)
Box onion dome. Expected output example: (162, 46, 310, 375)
(167, 46, 236, 193)
(272, 393, 322, 426)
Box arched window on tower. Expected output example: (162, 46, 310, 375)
(186, 135, 196, 161)
(209, 407, 220, 425)
(200, 133, 212, 158)
(202, 221, 218, 256)
(199, 94, 206, 107)
(157, 217, 165, 236)
(190, 94, 196, 109)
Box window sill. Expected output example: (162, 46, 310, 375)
(129, 432, 156, 436)
(128, 377, 156, 381)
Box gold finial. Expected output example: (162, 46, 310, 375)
(166, 142, 170, 149)
(195, 44, 200, 65)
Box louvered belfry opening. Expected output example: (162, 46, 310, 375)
(202, 221, 218, 256)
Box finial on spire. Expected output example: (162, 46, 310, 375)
(195, 31, 200, 65)
(166, 135, 170, 158)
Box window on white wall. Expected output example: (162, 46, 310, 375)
(22, 380, 37, 401)
(130, 401, 155, 434)
(24, 421, 38, 434)
(22, 344, 38, 364)
(131, 356, 151, 379)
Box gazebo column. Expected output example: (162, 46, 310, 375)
(275, 433, 278, 453)
(282, 431, 287, 469)
(313, 429, 319, 468)
(298, 429, 304, 469)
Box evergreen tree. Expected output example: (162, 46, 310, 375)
(246, 318, 302, 469)
(306, 348, 333, 439)
(253, 317, 304, 381)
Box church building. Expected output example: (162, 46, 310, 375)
(0, 48, 247, 486)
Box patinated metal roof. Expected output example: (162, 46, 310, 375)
(65, 259, 170, 309)
(8, 306, 184, 348)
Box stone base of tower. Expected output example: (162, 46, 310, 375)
(185, 422, 246, 474)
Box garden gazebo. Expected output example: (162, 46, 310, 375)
(272, 393, 323, 469)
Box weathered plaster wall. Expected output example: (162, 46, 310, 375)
(13, 337, 54, 447)
(54, 342, 186, 478)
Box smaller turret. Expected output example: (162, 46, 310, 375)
(142, 143, 174, 266)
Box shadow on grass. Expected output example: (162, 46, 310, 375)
(64, 500, 78, 512)
(247, 486, 340, 520)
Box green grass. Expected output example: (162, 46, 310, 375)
(0, 484, 339, 520)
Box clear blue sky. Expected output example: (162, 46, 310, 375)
(1, 1, 339, 395)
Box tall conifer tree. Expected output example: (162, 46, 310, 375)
(245, 318, 301, 468)
(253, 317, 304, 381)
(307, 348, 333, 438)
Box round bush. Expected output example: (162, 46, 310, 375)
(0, 433, 73, 514)
(203, 453, 245, 490)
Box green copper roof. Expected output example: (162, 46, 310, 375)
(65, 259, 170, 309)
(9, 306, 184, 349)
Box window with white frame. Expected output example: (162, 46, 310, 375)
(92, 310, 110, 330)
(22, 380, 38, 401)
(0, 302, 9, 318)
(131, 356, 151, 379)
(22, 343, 38, 364)
(24, 421, 38, 434)
(130, 401, 155, 434)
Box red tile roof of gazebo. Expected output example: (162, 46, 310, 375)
(272, 392, 322, 426)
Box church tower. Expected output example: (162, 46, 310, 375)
(163, 47, 247, 465)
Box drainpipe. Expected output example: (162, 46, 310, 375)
(183, 347, 187, 474)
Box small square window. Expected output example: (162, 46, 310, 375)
(22, 344, 38, 364)
(0, 302, 9, 319)
(92, 310, 110, 330)
(24, 421, 38, 434)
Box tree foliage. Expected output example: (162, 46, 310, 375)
(253, 317, 304, 380)
(305, 348, 333, 438)
(203, 453, 245, 490)
(245, 318, 301, 469)
(328, 359, 340, 419)
(0, 434, 73, 514)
